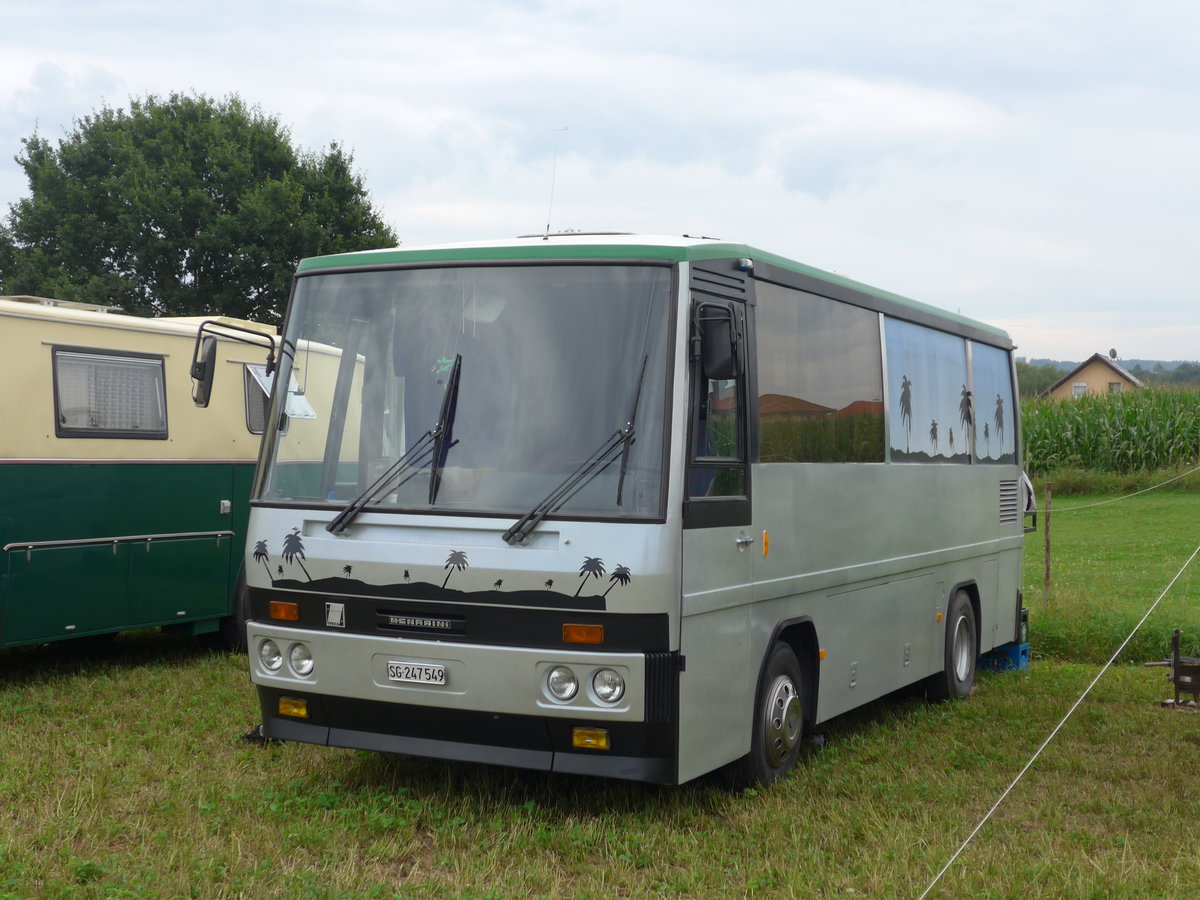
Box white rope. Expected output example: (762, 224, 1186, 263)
(917, 539, 1200, 900)
(1051, 462, 1200, 512)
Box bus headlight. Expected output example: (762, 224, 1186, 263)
(259, 639, 283, 672)
(288, 643, 315, 677)
(547, 665, 578, 700)
(592, 668, 625, 703)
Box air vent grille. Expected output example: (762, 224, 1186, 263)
(999, 479, 1020, 526)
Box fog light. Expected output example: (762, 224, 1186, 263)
(289, 643, 315, 677)
(278, 696, 308, 718)
(572, 727, 610, 750)
(547, 665, 578, 700)
(259, 639, 282, 671)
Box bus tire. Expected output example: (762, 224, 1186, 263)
(218, 566, 249, 653)
(725, 641, 804, 788)
(928, 589, 976, 701)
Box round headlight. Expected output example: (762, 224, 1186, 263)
(592, 668, 625, 703)
(259, 639, 282, 671)
(547, 665, 578, 701)
(289, 643, 315, 677)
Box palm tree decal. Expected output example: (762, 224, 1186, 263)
(899, 374, 913, 452)
(994, 394, 1005, 446)
(603, 565, 632, 597)
(342, 565, 353, 577)
(959, 385, 973, 455)
(442, 550, 469, 588)
(282, 528, 312, 581)
(948, 427, 955, 454)
(983, 422, 991, 456)
(253, 540, 272, 581)
(575, 557, 606, 596)
(929, 419, 938, 454)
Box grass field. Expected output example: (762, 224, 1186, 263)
(2, 491, 1199, 898)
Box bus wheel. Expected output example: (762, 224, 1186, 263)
(726, 641, 804, 788)
(928, 589, 976, 701)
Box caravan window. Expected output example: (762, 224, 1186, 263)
(52, 347, 168, 439)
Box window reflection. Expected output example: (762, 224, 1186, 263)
(755, 283, 884, 463)
(885, 318, 970, 463)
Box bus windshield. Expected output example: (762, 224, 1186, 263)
(258, 263, 674, 523)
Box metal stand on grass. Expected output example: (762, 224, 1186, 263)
(1145, 629, 1200, 710)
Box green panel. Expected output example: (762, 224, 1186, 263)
(0, 461, 255, 647)
(129, 535, 235, 626)
(4, 543, 130, 644)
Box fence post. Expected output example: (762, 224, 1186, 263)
(1043, 482, 1052, 601)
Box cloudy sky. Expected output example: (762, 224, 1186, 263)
(2, 0, 1198, 361)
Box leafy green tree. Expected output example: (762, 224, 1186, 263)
(1015, 360, 1065, 397)
(0, 92, 395, 322)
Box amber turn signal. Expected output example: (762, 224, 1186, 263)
(269, 600, 300, 621)
(562, 623, 604, 645)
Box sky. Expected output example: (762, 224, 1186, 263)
(2, 0, 1198, 362)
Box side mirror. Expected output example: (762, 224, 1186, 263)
(696, 304, 741, 380)
(190, 336, 217, 407)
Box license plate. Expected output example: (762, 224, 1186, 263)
(386, 660, 446, 685)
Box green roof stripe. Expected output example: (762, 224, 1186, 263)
(295, 238, 1006, 340)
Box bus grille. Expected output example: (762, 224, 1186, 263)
(999, 479, 1020, 525)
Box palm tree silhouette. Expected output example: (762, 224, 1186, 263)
(277, 564, 284, 578)
(493, 579, 503, 590)
(948, 427, 955, 454)
(929, 419, 938, 454)
(403, 569, 410, 582)
(253, 540, 272, 581)
(575, 557, 606, 596)
(959, 385, 973, 456)
(544, 579, 554, 590)
(603, 565, 632, 597)
(994, 394, 1005, 446)
(983, 422, 991, 456)
(282, 528, 312, 581)
(342, 565, 353, 577)
(899, 375, 913, 452)
(442, 550, 469, 588)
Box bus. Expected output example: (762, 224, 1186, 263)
(0, 295, 281, 650)
(212, 234, 1028, 786)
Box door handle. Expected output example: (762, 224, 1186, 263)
(736, 534, 755, 548)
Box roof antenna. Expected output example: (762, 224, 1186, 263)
(543, 126, 568, 240)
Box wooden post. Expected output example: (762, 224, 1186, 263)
(1042, 482, 1052, 601)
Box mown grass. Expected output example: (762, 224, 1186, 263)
(3, 490, 1200, 898)
(1025, 492, 1200, 662)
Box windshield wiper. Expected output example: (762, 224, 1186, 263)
(503, 355, 647, 545)
(326, 354, 462, 535)
(427, 352, 463, 505)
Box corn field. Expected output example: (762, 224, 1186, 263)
(1021, 388, 1200, 476)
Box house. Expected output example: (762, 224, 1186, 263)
(1041, 353, 1142, 399)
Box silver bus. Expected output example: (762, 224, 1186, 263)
(208, 234, 1026, 786)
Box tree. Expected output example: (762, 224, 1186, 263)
(1015, 360, 1065, 397)
(0, 92, 396, 322)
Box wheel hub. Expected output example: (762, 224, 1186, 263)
(762, 674, 802, 767)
